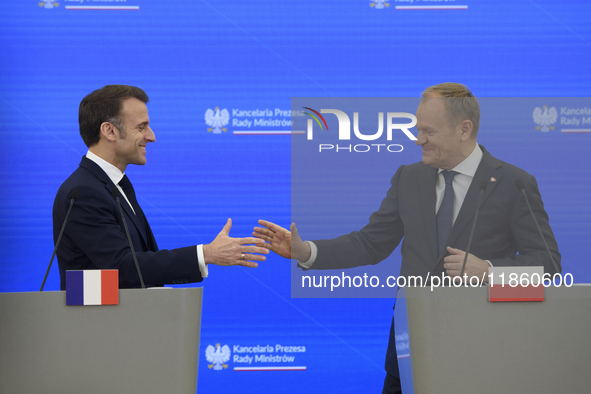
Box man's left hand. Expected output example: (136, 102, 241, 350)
(443, 246, 489, 283)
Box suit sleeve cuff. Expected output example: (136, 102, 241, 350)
(197, 244, 208, 278)
(298, 241, 317, 269)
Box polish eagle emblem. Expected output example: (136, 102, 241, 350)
(370, 0, 390, 9)
(39, 0, 59, 8)
(205, 107, 230, 134)
(205, 343, 231, 370)
(533, 105, 557, 132)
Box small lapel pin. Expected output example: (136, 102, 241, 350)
(490, 177, 497, 182)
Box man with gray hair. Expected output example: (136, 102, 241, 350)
(255, 82, 561, 393)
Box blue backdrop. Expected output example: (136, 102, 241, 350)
(1, 1, 589, 393)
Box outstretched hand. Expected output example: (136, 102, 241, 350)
(203, 219, 269, 268)
(253, 220, 311, 262)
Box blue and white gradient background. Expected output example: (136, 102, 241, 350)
(1, 1, 590, 393)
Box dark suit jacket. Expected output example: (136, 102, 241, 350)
(309, 146, 561, 376)
(312, 146, 561, 277)
(53, 156, 203, 289)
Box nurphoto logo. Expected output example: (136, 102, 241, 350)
(304, 108, 416, 141)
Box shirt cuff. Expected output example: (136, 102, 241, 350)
(298, 241, 318, 269)
(481, 260, 493, 284)
(196, 244, 208, 278)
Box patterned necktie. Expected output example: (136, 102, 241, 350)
(118, 175, 148, 240)
(436, 170, 459, 254)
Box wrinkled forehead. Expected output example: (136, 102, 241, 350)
(416, 96, 455, 127)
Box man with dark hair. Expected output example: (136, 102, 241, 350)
(78, 85, 149, 147)
(54, 85, 268, 289)
(254, 83, 561, 393)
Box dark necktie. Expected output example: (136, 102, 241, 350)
(118, 175, 149, 241)
(436, 170, 459, 254)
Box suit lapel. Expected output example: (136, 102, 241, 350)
(79, 157, 150, 248)
(441, 146, 502, 260)
(419, 165, 440, 263)
(107, 183, 150, 248)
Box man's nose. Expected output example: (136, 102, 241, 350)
(146, 126, 156, 142)
(415, 130, 425, 145)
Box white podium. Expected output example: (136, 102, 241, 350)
(403, 285, 591, 394)
(0, 287, 203, 394)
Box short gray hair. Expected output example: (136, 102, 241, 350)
(421, 82, 480, 137)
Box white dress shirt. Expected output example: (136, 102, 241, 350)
(435, 143, 483, 224)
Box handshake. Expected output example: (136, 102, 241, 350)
(203, 219, 306, 267)
(209, 219, 489, 282)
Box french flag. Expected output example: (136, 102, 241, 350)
(66, 270, 119, 306)
(488, 266, 545, 302)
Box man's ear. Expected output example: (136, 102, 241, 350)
(100, 122, 117, 142)
(459, 119, 473, 141)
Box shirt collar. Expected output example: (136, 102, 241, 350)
(438, 143, 483, 177)
(86, 150, 125, 186)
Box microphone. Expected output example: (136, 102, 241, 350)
(40, 189, 78, 291)
(459, 180, 488, 279)
(515, 180, 560, 274)
(111, 186, 145, 289)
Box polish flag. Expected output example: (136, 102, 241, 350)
(488, 266, 545, 302)
(66, 270, 119, 306)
